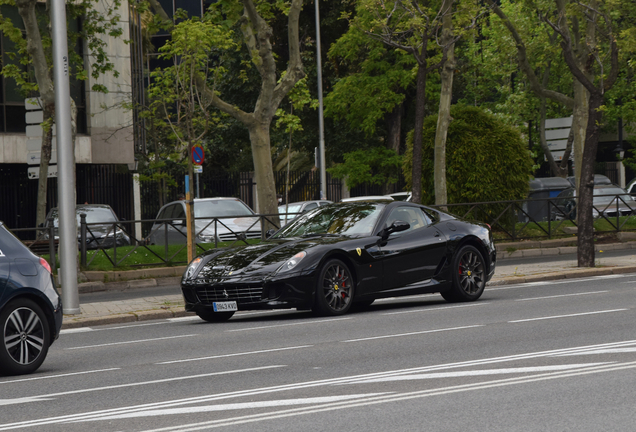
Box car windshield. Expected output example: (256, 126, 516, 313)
(273, 203, 386, 238)
(194, 200, 254, 218)
(593, 188, 635, 205)
(50, 207, 117, 227)
(278, 204, 303, 214)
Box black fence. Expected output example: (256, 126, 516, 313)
(14, 192, 636, 271)
(0, 164, 133, 233)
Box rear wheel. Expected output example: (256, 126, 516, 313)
(196, 310, 235, 323)
(0, 299, 51, 376)
(442, 245, 486, 303)
(312, 259, 354, 316)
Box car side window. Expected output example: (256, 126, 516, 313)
(385, 206, 428, 234)
(303, 203, 318, 212)
(159, 206, 172, 220)
(173, 204, 186, 219)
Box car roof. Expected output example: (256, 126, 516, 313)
(341, 196, 394, 202)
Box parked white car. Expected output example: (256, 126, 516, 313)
(147, 198, 261, 245)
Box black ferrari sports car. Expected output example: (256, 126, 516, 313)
(181, 201, 496, 322)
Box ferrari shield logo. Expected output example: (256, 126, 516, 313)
(356, 248, 362, 256)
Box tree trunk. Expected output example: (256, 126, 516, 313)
(411, 64, 428, 204)
(248, 123, 280, 229)
(571, 80, 589, 189)
(17, 0, 56, 227)
(433, 14, 455, 206)
(384, 102, 403, 195)
(576, 92, 603, 267)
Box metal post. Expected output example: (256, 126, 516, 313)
(80, 213, 87, 268)
(315, 0, 327, 200)
(51, 0, 79, 314)
(47, 217, 56, 272)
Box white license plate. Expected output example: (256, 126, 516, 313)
(213, 301, 237, 312)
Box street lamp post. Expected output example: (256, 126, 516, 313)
(315, 0, 327, 200)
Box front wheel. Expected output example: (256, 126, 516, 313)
(196, 310, 235, 323)
(0, 299, 51, 376)
(312, 259, 354, 316)
(441, 245, 486, 303)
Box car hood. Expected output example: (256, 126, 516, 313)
(195, 216, 261, 233)
(195, 236, 347, 278)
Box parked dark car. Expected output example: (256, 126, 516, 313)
(44, 204, 130, 250)
(181, 201, 496, 322)
(566, 174, 612, 188)
(552, 185, 636, 220)
(278, 200, 332, 226)
(147, 198, 261, 245)
(0, 222, 62, 375)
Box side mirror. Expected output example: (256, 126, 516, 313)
(265, 228, 277, 238)
(379, 220, 410, 239)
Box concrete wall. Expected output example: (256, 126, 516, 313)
(84, 0, 134, 165)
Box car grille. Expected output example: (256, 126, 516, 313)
(218, 230, 261, 242)
(195, 285, 263, 305)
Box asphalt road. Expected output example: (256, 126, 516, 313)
(3, 273, 636, 431)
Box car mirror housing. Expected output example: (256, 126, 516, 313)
(379, 220, 410, 239)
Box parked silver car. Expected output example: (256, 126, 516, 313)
(147, 198, 261, 245)
(44, 204, 130, 249)
(553, 185, 636, 220)
(278, 200, 332, 226)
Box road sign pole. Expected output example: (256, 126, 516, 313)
(51, 0, 79, 314)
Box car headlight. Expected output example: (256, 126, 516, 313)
(277, 251, 306, 273)
(185, 257, 203, 279)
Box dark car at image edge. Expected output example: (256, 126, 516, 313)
(0, 222, 62, 375)
(181, 201, 496, 322)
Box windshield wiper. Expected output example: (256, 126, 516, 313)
(301, 233, 341, 238)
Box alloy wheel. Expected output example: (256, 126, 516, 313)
(457, 250, 485, 294)
(4, 307, 45, 365)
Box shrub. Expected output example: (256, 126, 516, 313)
(403, 105, 532, 205)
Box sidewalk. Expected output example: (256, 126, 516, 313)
(60, 238, 636, 329)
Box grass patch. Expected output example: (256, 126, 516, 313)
(41, 239, 263, 272)
(493, 215, 636, 242)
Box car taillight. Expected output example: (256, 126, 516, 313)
(39, 258, 52, 274)
(486, 223, 491, 230)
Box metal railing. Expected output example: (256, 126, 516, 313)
(432, 193, 636, 242)
(12, 193, 636, 269)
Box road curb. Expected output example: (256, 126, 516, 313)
(62, 307, 190, 329)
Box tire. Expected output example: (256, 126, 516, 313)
(312, 259, 354, 316)
(0, 299, 51, 376)
(441, 245, 486, 303)
(196, 310, 235, 323)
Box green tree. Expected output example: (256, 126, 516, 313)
(148, 0, 305, 223)
(146, 16, 230, 261)
(328, 147, 402, 190)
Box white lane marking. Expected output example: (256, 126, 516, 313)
(346, 363, 611, 383)
(227, 317, 350, 332)
(156, 345, 312, 365)
(509, 309, 628, 323)
(65, 334, 197, 350)
(134, 361, 636, 432)
(382, 303, 489, 316)
(59, 327, 93, 334)
(71, 394, 391, 421)
(167, 316, 200, 322)
(5, 340, 636, 429)
(488, 274, 631, 291)
(342, 325, 484, 343)
(0, 366, 285, 410)
(515, 291, 608, 301)
(554, 348, 636, 356)
(0, 368, 119, 385)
